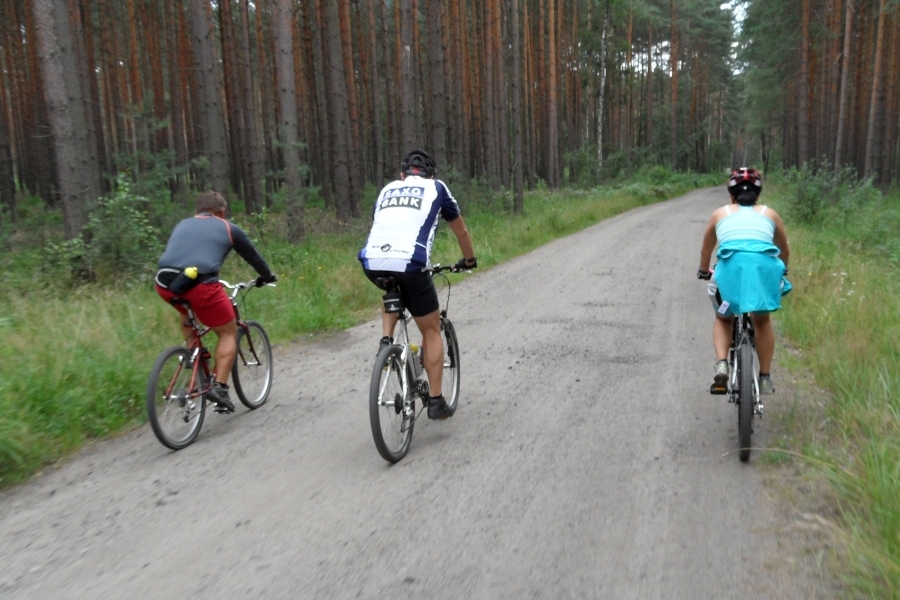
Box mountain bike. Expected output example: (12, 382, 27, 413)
(715, 312, 763, 462)
(146, 279, 274, 450)
(369, 265, 464, 463)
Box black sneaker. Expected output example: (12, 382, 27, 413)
(208, 382, 235, 413)
(427, 395, 453, 420)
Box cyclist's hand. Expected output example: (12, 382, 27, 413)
(697, 269, 712, 280)
(454, 257, 477, 272)
(256, 273, 278, 287)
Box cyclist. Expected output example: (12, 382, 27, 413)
(359, 149, 476, 420)
(697, 168, 790, 395)
(155, 191, 277, 413)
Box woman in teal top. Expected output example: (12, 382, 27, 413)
(697, 168, 790, 395)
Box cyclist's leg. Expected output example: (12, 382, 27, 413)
(211, 320, 238, 384)
(401, 270, 442, 398)
(188, 283, 238, 384)
(750, 312, 774, 373)
(156, 284, 196, 343)
(713, 315, 733, 361)
(413, 309, 443, 396)
(381, 310, 399, 339)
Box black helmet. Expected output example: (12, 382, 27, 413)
(727, 167, 762, 197)
(401, 149, 437, 177)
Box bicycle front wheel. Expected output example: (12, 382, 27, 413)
(232, 320, 273, 409)
(737, 341, 755, 462)
(147, 347, 206, 450)
(369, 345, 414, 463)
(441, 316, 461, 413)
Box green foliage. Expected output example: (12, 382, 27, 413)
(767, 181, 900, 597)
(778, 166, 900, 264)
(43, 177, 163, 287)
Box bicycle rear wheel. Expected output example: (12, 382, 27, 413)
(369, 345, 414, 463)
(147, 347, 206, 450)
(441, 316, 461, 412)
(232, 320, 273, 409)
(737, 341, 755, 462)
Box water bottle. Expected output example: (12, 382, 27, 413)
(409, 344, 423, 378)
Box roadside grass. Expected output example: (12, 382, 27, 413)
(0, 171, 719, 487)
(765, 176, 900, 598)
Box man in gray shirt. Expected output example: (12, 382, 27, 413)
(155, 191, 277, 412)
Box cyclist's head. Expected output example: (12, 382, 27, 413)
(401, 149, 437, 178)
(196, 191, 227, 215)
(727, 167, 762, 206)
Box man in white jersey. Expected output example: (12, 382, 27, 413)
(697, 168, 790, 395)
(359, 149, 476, 420)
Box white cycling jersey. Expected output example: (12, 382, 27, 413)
(358, 175, 461, 272)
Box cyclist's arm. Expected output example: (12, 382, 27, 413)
(231, 225, 275, 279)
(769, 211, 790, 268)
(446, 215, 475, 262)
(699, 212, 720, 273)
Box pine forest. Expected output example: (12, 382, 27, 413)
(1, 0, 899, 237)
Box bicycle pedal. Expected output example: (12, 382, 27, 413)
(709, 386, 728, 395)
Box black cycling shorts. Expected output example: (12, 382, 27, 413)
(364, 269, 439, 318)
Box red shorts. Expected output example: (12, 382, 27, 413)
(156, 282, 236, 327)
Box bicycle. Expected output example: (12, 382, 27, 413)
(710, 310, 763, 462)
(146, 279, 274, 450)
(369, 265, 465, 463)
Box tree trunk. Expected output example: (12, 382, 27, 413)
(426, 0, 447, 172)
(864, 0, 888, 180)
(547, 0, 559, 187)
(237, 0, 265, 213)
(33, 0, 102, 238)
(165, 0, 188, 200)
(337, 0, 360, 216)
(0, 59, 15, 223)
(798, 0, 811, 166)
(187, 0, 229, 196)
(325, 0, 353, 222)
(597, 1, 610, 178)
(834, 0, 853, 175)
(367, 0, 385, 185)
(669, 0, 679, 170)
(400, 0, 415, 151)
(273, 0, 304, 241)
(511, 0, 524, 212)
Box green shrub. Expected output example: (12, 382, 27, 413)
(43, 177, 163, 287)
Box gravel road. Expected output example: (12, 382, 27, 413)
(0, 188, 828, 599)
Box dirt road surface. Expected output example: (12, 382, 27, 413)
(0, 188, 830, 599)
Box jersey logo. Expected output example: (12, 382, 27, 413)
(378, 186, 425, 211)
(380, 244, 392, 252)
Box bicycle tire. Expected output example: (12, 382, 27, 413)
(369, 345, 414, 463)
(738, 341, 755, 462)
(441, 316, 461, 412)
(147, 347, 206, 450)
(232, 320, 273, 409)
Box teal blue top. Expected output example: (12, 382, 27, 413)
(714, 240, 791, 315)
(715, 205, 775, 244)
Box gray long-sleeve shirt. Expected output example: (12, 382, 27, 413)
(158, 213, 273, 279)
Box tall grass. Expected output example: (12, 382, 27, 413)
(0, 170, 718, 486)
(767, 173, 900, 598)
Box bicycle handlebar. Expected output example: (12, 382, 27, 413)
(429, 264, 471, 275)
(220, 279, 276, 300)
